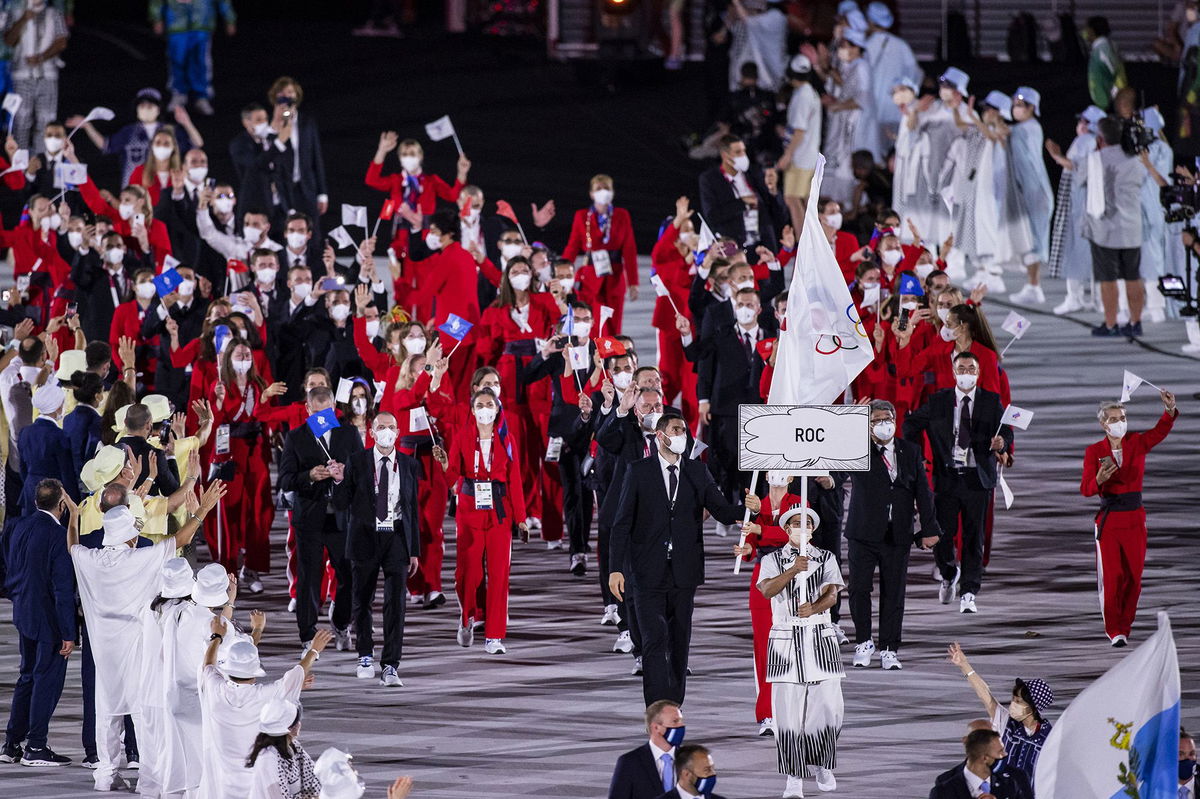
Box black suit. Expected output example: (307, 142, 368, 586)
(278, 421, 363, 642)
(903, 388, 1014, 596)
(140, 297, 210, 412)
(842, 438, 940, 651)
(928, 761, 1033, 799)
(333, 446, 419, 668)
(153, 186, 230, 290)
(268, 296, 330, 403)
(611, 455, 745, 704)
(655, 789, 727, 799)
(229, 130, 294, 231)
(608, 743, 672, 799)
(68, 250, 139, 345)
(698, 163, 781, 251)
(116, 435, 180, 497)
(282, 110, 328, 236)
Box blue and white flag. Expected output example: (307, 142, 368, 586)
(306, 408, 339, 438)
(1034, 611, 1180, 798)
(437, 313, 473, 341)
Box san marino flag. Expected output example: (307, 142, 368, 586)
(1035, 612, 1181, 798)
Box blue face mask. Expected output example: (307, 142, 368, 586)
(663, 725, 686, 747)
(694, 775, 717, 795)
(1182, 759, 1197, 781)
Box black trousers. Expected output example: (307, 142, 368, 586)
(934, 472, 991, 595)
(631, 570, 695, 706)
(559, 449, 594, 556)
(847, 534, 912, 651)
(351, 531, 410, 667)
(5, 635, 68, 750)
(811, 515, 843, 624)
(296, 512, 353, 643)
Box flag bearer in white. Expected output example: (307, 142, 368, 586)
(756, 507, 844, 799)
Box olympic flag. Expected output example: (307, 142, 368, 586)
(768, 155, 874, 406)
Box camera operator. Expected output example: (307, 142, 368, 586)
(1137, 108, 1173, 323)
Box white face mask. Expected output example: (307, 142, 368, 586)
(286, 231, 308, 251)
(188, 166, 208, 184)
(242, 223, 264, 243)
(939, 324, 956, 342)
(509, 272, 531, 291)
(1105, 420, 1127, 439)
(152, 145, 173, 162)
(178, 279, 196, 297)
(823, 212, 843, 229)
(734, 279, 755, 292)
(231, 359, 253, 375)
(106, 247, 126, 264)
(474, 406, 498, 425)
(351, 398, 368, 415)
(765, 471, 791, 487)
(872, 420, 896, 441)
(373, 427, 398, 447)
(558, 278, 574, 294)
(900, 301, 919, 311)
(424, 231, 442, 251)
(214, 197, 235, 215)
(881, 249, 903, 266)
(43, 136, 64, 155)
(915, 262, 935, 280)
(641, 411, 662, 431)
(292, 282, 312, 300)
(612, 371, 633, 390)
(252, 121, 271, 138)
(936, 307, 951, 322)
(118, 202, 135, 220)
(463, 207, 480, 223)
(364, 319, 381, 339)
(482, 383, 500, 399)
(680, 231, 699, 249)
(735, 305, 758, 325)
(536, 265, 552, 285)
(400, 155, 421, 173)
(955, 373, 978, 391)
(500, 242, 523, 260)
(403, 337, 426, 356)
(330, 303, 351, 321)
(40, 214, 60, 231)
(731, 154, 750, 172)
(592, 188, 613, 207)
(859, 281, 879, 292)
(67, 231, 84, 249)
(571, 320, 592, 338)
(255, 266, 277, 285)
(136, 282, 156, 299)
(665, 433, 687, 455)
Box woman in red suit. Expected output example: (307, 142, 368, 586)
(650, 197, 699, 427)
(732, 472, 803, 733)
(77, 177, 173, 271)
(893, 303, 1006, 403)
(561, 174, 639, 333)
(206, 341, 274, 583)
(126, 127, 181, 206)
(110, 269, 161, 387)
(433, 388, 528, 655)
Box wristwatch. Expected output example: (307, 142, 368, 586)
(423, 364, 434, 373)
(208, 633, 224, 642)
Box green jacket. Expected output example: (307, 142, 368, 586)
(1087, 37, 1127, 110)
(148, 0, 235, 35)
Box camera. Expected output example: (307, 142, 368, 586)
(1119, 114, 1155, 156)
(1161, 175, 1198, 224)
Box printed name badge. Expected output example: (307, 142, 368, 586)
(545, 436, 563, 463)
(474, 480, 494, 510)
(215, 423, 231, 456)
(410, 407, 429, 432)
(952, 445, 968, 467)
(591, 248, 612, 277)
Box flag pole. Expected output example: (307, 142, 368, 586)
(447, 339, 464, 359)
(451, 132, 464, 157)
(1000, 337, 1018, 357)
(370, 215, 382, 240)
(732, 471, 760, 575)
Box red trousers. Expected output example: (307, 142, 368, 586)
(409, 451, 449, 596)
(204, 439, 273, 573)
(582, 271, 628, 334)
(1096, 509, 1147, 640)
(455, 508, 512, 639)
(748, 560, 773, 722)
(656, 329, 698, 429)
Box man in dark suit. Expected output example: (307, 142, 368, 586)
(655, 743, 726, 799)
(929, 729, 1032, 799)
(698, 134, 782, 253)
(139, 265, 210, 413)
(1, 479, 76, 766)
(152, 151, 230, 290)
(115, 403, 180, 498)
(332, 411, 419, 688)
(610, 413, 758, 705)
(277, 386, 363, 649)
(229, 103, 295, 233)
(844, 400, 942, 671)
(608, 699, 685, 799)
(903, 352, 1014, 615)
(66, 229, 147, 345)
(269, 264, 330, 404)
(269, 77, 328, 238)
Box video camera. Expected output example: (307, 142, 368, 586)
(1161, 174, 1199, 224)
(1120, 114, 1156, 157)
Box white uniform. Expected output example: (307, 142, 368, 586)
(248, 743, 319, 799)
(198, 664, 305, 799)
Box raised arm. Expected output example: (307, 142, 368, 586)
(947, 642, 998, 717)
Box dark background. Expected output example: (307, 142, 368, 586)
(58, 5, 1176, 249)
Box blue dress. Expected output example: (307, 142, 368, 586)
(1009, 118, 1055, 264)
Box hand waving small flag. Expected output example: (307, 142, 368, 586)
(897, 272, 924, 296)
(437, 313, 474, 341)
(306, 407, 340, 438)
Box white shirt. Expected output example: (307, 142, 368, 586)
(648, 740, 674, 783)
(675, 783, 702, 799)
(877, 439, 897, 482)
(786, 83, 822, 169)
(961, 765, 990, 798)
(736, 323, 761, 350)
(657, 453, 681, 504)
(1180, 777, 1196, 799)
(373, 446, 402, 522)
(953, 386, 977, 468)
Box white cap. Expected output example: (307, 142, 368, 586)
(160, 558, 194, 599)
(54, 349, 88, 382)
(983, 90, 1013, 121)
(142, 394, 172, 423)
(842, 25, 868, 49)
(218, 640, 267, 679)
(101, 505, 138, 547)
(315, 748, 365, 799)
(259, 699, 300, 735)
(191, 563, 230, 607)
(32, 382, 66, 416)
(778, 505, 821, 531)
(788, 54, 812, 75)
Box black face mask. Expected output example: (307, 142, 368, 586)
(1181, 758, 1197, 781)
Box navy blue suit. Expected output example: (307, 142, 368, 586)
(3, 510, 75, 750)
(17, 418, 78, 516)
(609, 743, 670, 799)
(62, 404, 102, 493)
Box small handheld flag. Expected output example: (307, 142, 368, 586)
(68, 106, 115, 140)
(226, 258, 248, 274)
(424, 115, 463, 155)
(567, 345, 590, 371)
(1000, 404, 1034, 431)
(1119, 369, 1161, 402)
(696, 215, 717, 253)
(594, 336, 626, 358)
(162, 254, 182, 272)
(495, 200, 526, 243)
(861, 284, 880, 308)
(897, 272, 925, 296)
(1, 148, 28, 175)
(1001, 310, 1031, 339)
(437, 313, 474, 342)
(328, 225, 354, 250)
(56, 162, 87, 186)
(335, 377, 354, 405)
(598, 305, 614, 333)
(213, 324, 232, 354)
(2, 93, 19, 135)
(306, 407, 340, 438)
(341, 204, 368, 229)
(152, 268, 184, 297)
(650, 273, 671, 297)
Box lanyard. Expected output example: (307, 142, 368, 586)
(585, 208, 612, 250)
(473, 434, 493, 474)
(233, 381, 255, 421)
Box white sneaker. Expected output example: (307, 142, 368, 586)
(380, 665, 403, 687)
(484, 638, 507, 654)
(834, 626, 848, 645)
(852, 640, 875, 667)
(570, 553, 587, 576)
(457, 619, 474, 648)
(356, 656, 374, 679)
(334, 627, 352, 650)
(526, 516, 542, 531)
(600, 604, 620, 626)
(758, 718, 775, 737)
(287, 597, 297, 613)
(880, 650, 902, 670)
(545, 539, 564, 551)
(1111, 634, 1129, 648)
(613, 630, 634, 653)
(631, 656, 643, 675)
(1054, 294, 1086, 315)
(939, 566, 960, 604)
(1010, 283, 1045, 304)
(784, 774, 805, 798)
(815, 768, 836, 792)
(959, 592, 978, 613)
(240, 567, 264, 594)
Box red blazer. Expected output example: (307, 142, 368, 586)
(1081, 411, 1176, 498)
(364, 161, 461, 216)
(109, 300, 158, 372)
(127, 165, 172, 207)
(0, 154, 25, 191)
(443, 421, 527, 523)
(1, 225, 69, 282)
(741, 492, 803, 560)
(561, 206, 639, 285)
(408, 242, 482, 328)
(895, 339, 1004, 402)
(78, 177, 173, 270)
(649, 224, 693, 331)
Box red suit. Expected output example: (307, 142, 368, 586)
(408, 242, 481, 398)
(127, 165, 173, 206)
(206, 380, 274, 574)
(1080, 410, 1176, 641)
(894, 339, 1007, 405)
(444, 422, 527, 640)
(109, 299, 159, 387)
(649, 224, 698, 427)
(78, 178, 173, 270)
(561, 206, 638, 333)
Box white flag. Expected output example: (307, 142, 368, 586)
(1119, 369, 1144, 403)
(162, 254, 182, 272)
(861, 284, 880, 308)
(598, 305, 614, 332)
(82, 106, 115, 124)
(2, 148, 28, 175)
(649, 274, 670, 297)
(1001, 310, 1031, 339)
(997, 467, 1014, 509)
(425, 115, 456, 142)
(341, 204, 367, 229)
(2, 93, 20, 115)
(410, 406, 430, 433)
(334, 378, 353, 405)
(1035, 612, 1181, 798)
(696, 216, 717, 252)
(1000, 404, 1034, 430)
(56, 162, 87, 186)
(567, 345, 590, 371)
(372, 380, 387, 404)
(768, 156, 873, 405)
(328, 225, 354, 250)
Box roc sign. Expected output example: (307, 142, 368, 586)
(736, 404, 871, 472)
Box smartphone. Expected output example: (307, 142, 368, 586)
(1099, 456, 1116, 470)
(66, 302, 77, 318)
(320, 276, 344, 291)
(133, 213, 145, 227)
(897, 307, 910, 331)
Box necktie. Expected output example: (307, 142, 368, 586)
(957, 395, 971, 449)
(1178, 787, 1187, 799)
(879, 446, 895, 481)
(742, 331, 753, 360)
(667, 464, 678, 506)
(376, 456, 390, 521)
(979, 779, 989, 796)
(645, 434, 655, 457)
(660, 752, 673, 792)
